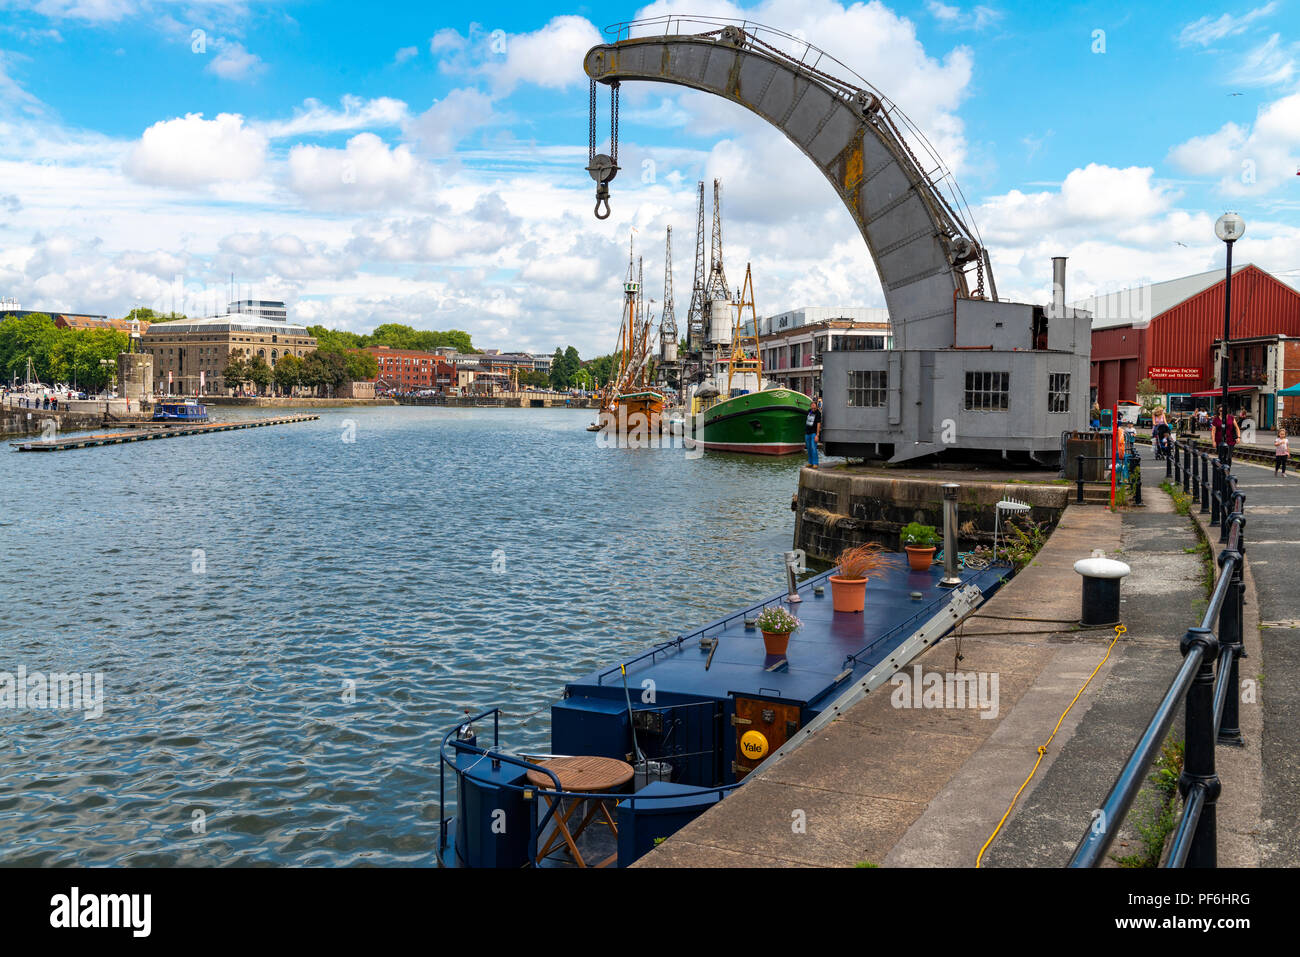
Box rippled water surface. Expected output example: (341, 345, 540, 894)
(0, 406, 810, 865)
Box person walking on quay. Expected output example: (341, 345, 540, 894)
(1275, 429, 1290, 475)
(1214, 407, 1241, 465)
(1152, 404, 1170, 459)
(805, 396, 822, 469)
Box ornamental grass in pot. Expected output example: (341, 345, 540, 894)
(900, 522, 939, 571)
(755, 605, 802, 656)
(829, 542, 890, 613)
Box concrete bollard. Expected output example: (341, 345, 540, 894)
(1073, 556, 1132, 626)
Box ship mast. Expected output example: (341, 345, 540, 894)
(725, 264, 763, 397)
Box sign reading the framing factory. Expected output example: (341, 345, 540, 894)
(1148, 367, 1202, 380)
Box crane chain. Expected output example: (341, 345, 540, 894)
(589, 78, 597, 164)
(611, 80, 620, 164)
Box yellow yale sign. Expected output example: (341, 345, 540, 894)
(740, 730, 769, 759)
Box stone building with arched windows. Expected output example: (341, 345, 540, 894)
(141, 310, 317, 396)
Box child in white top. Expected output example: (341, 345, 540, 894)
(1275, 430, 1290, 475)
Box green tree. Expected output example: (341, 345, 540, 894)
(562, 346, 581, 387)
(0, 313, 59, 383)
(1136, 378, 1161, 409)
(48, 326, 127, 389)
(222, 353, 248, 391)
(274, 352, 303, 395)
(246, 354, 273, 395)
(300, 349, 347, 396)
(307, 325, 367, 352)
(548, 347, 567, 389)
(121, 307, 186, 324)
(587, 352, 619, 387)
(343, 350, 378, 383)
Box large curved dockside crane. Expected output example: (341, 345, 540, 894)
(584, 17, 1091, 464)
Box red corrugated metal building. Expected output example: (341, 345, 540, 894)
(1088, 265, 1300, 419)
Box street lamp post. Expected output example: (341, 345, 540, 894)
(1214, 212, 1245, 464)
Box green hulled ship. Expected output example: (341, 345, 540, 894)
(689, 264, 814, 455)
(698, 388, 811, 454)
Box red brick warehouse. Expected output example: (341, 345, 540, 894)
(360, 346, 455, 392)
(1085, 264, 1300, 428)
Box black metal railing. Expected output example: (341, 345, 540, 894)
(1070, 444, 1246, 868)
(1073, 451, 1141, 506)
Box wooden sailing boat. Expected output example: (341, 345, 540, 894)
(598, 238, 665, 432)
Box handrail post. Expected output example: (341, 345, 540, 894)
(1178, 626, 1221, 867)
(1076, 455, 1085, 505)
(1200, 453, 1210, 513)
(1217, 528, 1245, 747)
(1183, 442, 1192, 494)
(1219, 476, 1233, 543)
(1174, 441, 1181, 484)
(1132, 454, 1142, 505)
(1210, 460, 1221, 524)
(1166, 438, 1173, 478)
(1191, 450, 1200, 499)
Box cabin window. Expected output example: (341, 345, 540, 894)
(1048, 373, 1071, 413)
(964, 371, 1010, 411)
(847, 370, 887, 408)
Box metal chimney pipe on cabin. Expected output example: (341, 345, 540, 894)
(1052, 257, 1067, 314)
(940, 483, 962, 588)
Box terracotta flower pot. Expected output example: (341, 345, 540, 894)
(905, 545, 936, 571)
(761, 629, 791, 656)
(828, 575, 867, 613)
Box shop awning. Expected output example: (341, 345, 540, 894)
(1185, 386, 1254, 397)
(1279, 383, 1300, 396)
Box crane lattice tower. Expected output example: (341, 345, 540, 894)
(685, 181, 707, 352)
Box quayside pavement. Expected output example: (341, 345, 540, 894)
(640, 446, 1293, 867)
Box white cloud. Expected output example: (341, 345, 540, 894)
(430, 17, 602, 96)
(1228, 33, 1297, 87)
(1168, 92, 1300, 195)
(123, 112, 267, 188)
(406, 88, 494, 156)
(925, 1, 1002, 31)
(259, 95, 409, 139)
(286, 132, 430, 209)
(1178, 4, 1277, 47)
(207, 39, 265, 81)
(346, 193, 520, 263)
(27, 0, 139, 21)
(393, 45, 418, 65)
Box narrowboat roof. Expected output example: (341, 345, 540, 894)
(563, 557, 1009, 712)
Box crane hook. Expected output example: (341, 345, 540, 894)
(587, 152, 618, 221)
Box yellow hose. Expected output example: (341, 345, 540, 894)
(975, 624, 1127, 868)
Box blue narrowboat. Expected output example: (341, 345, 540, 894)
(152, 400, 209, 423)
(437, 553, 1009, 868)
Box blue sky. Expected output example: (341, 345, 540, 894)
(0, 0, 1297, 356)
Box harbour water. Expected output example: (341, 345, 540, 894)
(0, 407, 811, 865)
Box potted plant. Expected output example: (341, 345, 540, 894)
(829, 542, 890, 613)
(900, 522, 939, 571)
(755, 605, 801, 656)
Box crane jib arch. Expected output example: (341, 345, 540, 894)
(584, 27, 988, 347)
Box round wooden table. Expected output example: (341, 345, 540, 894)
(526, 756, 634, 868)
